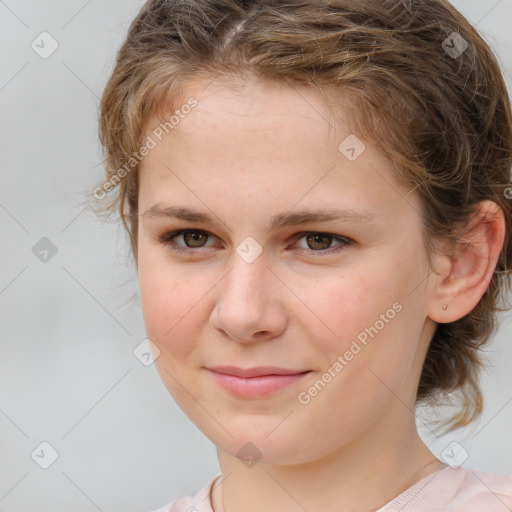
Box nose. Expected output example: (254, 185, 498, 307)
(210, 254, 287, 344)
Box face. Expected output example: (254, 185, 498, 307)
(137, 76, 438, 465)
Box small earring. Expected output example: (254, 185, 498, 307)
(442, 304, 448, 311)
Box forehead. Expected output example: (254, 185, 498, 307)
(141, 78, 356, 181)
(147, 79, 334, 146)
(138, 77, 420, 227)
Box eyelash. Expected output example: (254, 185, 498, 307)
(157, 229, 353, 257)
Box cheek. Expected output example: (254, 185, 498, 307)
(294, 268, 393, 348)
(137, 250, 207, 355)
(140, 278, 202, 340)
(295, 261, 420, 381)
(290, 268, 419, 433)
(137, 256, 209, 404)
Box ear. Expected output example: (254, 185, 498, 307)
(427, 200, 506, 324)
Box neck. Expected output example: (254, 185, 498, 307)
(211, 413, 445, 512)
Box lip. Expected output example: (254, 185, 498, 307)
(206, 366, 312, 397)
(208, 365, 310, 378)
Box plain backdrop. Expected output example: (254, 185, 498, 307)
(1, 1, 511, 511)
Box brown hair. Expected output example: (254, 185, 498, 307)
(96, 0, 512, 431)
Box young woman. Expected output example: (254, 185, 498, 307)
(95, 0, 512, 510)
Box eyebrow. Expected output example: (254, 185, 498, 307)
(142, 204, 378, 232)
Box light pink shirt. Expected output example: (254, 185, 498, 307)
(150, 466, 512, 512)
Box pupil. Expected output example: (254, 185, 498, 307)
(186, 232, 205, 247)
(309, 233, 330, 250)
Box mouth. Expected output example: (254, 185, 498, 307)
(206, 366, 312, 398)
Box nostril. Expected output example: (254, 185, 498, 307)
(223, 329, 241, 342)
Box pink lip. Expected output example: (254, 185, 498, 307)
(206, 366, 311, 397)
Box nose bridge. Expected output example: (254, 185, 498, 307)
(212, 248, 283, 342)
(224, 249, 269, 311)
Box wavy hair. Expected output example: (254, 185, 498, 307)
(96, 0, 512, 431)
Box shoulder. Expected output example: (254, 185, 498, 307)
(148, 475, 220, 512)
(446, 467, 512, 511)
(378, 466, 512, 512)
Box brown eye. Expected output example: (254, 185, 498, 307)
(305, 233, 333, 250)
(158, 229, 215, 254)
(294, 232, 352, 256)
(159, 229, 351, 257)
(182, 231, 209, 248)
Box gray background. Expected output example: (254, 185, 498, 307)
(0, 1, 511, 511)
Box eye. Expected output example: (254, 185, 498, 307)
(293, 232, 352, 255)
(158, 229, 216, 254)
(158, 229, 352, 256)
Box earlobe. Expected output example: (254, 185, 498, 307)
(428, 200, 505, 324)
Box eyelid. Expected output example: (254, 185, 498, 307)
(292, 231, 353, 255)
(158, 228, 353, 256)
(158, 229, 220, 248)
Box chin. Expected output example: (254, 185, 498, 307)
(196, 415, 319, 466)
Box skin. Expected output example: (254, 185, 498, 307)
(136, 75, 505, 512)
